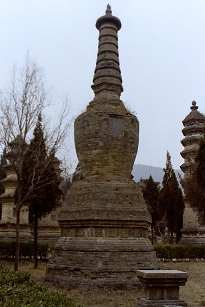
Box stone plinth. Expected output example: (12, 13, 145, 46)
(46, 5, 159, 290)
(137, 270, 189, 307)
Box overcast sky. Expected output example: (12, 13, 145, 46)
(1, 0, 205, 171)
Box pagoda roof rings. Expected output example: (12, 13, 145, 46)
(182, 124, 204, 137)
(180, 101, 205, 177)
(181, 134, 203, 146)
(182, 117, 204, 127)
(92, 5, 123, 97)
(182, 108, 205, 126)
(180, 147, 199, 158)
(180, 162, 193, 172)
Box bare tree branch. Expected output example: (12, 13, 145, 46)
(0, 53, 72, 271)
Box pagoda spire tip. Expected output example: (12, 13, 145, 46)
(106, 4, 112, 15)
(191, 100, 198, 111)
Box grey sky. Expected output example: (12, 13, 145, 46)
(1, 0, 205, 171)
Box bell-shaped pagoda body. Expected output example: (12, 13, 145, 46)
(46, 5, 158, 290)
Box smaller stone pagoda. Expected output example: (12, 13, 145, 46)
(179, 100, 205, 244)
(0, 135, 62, 244)
(0, 136, 31, 241)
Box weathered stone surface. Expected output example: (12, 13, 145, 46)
(46, 5, 159, 290)
(46, 238, 157, 290)
(46, 177, 158, 289)
(138, 300, 187, 307)
(137, 270, 188, 307)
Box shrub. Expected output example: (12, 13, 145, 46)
(0, 264, 82, 307)
(19, 242, 34, 259)
(0, 241, 52, 260)
(154, 245, 205, 259)
(37, 243, 54, 260)
(0, 241, 16, 259)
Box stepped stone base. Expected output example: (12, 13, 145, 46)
(179, 227, 205, 245)
(46, 178, 159, 289)
(137, 298, 188, 306)
(179, 235, 205, 245)
(46, 237, 159, 290)
(179, 204, 205, 245)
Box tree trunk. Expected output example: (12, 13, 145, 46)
(171, 230, 174, 245)
(14, 179, 23, 271)
(14, 208, 20, 271)
(151, 226, 154, 245)
(176, 222, 180, 244)
(34, 213, 38, 269)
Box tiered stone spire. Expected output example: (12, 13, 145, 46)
(91, 4, 123, 97)
(179, 101, 205, 245)
(180, 100, 205, 176)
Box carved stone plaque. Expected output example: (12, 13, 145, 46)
(109, 117, 122, 136)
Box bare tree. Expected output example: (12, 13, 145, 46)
(0, 54, 71, 270)
(60, 156, 73, 200)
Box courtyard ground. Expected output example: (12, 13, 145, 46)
(1, 259, 205, 307)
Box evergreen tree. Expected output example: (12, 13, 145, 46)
(159, 151, 184, 244)
(143, 175, 160, 244)
(22, 114, 62, 268)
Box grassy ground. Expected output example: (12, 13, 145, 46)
(161, 260, 205, 307)
(1, 259, 205, 307)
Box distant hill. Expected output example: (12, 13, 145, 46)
(132, 164, 183, 185)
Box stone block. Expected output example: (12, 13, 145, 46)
(137, 270, 188, 307)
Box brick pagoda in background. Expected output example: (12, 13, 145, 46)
(179, 101, 205, 244)
(46, 5, 159, 290)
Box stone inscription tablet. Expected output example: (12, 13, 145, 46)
(109, 117, 122, 136)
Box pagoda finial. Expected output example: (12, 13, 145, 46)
(191, 100, 198, 111)
(96, 5, 121, 30)
(106, 4, 112, 15)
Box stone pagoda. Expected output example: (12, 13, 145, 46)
(46, 5, 159, 290)
(0, 136, 31, 241)
(0, 135, 62, 244)
(179, 100, 205, 244)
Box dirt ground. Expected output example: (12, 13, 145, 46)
(1, 259, 205, 307)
